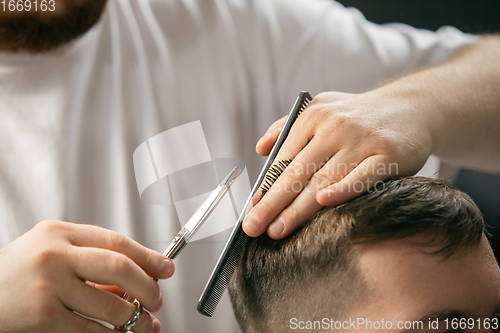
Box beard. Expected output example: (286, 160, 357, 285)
(0, 0, 107, 54)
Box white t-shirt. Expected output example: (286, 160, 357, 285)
(0, 0, 476, 331)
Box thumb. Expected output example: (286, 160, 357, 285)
(256, 116, 287, 156)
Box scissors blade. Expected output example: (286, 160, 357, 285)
(183, 165, 242, 241)
(162, 165, 243, 259)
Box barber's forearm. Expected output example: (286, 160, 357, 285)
(372, 36, 500, 172)
(247, 36, 499, 239)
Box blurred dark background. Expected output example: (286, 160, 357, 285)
(337, 0, 500, 34)
(337, 0, 500, 253)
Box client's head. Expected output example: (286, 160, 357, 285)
(228, 176, 500, 332)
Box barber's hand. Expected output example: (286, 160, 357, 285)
(244, 91, 433, 239)
(0, 220, 175, 333)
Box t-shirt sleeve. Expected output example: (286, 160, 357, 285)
(229, 0, 477, 107)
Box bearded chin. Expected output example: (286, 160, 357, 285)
(0, 0, 107, 54)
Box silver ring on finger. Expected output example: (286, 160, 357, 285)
(114, 299, 143, 332)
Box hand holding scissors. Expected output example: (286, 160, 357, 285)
(115, 166, 242, 331)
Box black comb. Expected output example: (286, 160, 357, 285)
(197, 91, 312, 317)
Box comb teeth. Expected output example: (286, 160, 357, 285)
(197, 230, 249, 317)
(296, 96, 311, 117)
(260, 159, 292, 198)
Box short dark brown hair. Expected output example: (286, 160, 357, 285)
(228, 177, 485, 332)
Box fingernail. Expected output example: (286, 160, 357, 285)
(153, 318, 161, 333)
(269, 218, 285, 236)
(161, 259, 175, 277)
(243, 215, 261, 233)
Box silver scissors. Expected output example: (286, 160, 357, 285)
(115, 166, 243, 331)
(162, 165, 243, 260)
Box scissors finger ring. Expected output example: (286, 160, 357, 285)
(114, 299, 143, 331)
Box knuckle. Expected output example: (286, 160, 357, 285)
(330, 113, 354, 131)
(303, 106, 329, 126)
(32, 247, 62, 268)
(107, 231, 128, 250)
(36, 220, 62, 233)
(312, 171, 334, 188)
(286, 161, 307, 183)
(256, 199, 274, 217)
(142, 249, 156, 270)
(112, 254, 133, 275)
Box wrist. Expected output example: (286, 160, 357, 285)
(366, 71, 448, 159)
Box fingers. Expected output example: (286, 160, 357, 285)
(62, 281, 160, 333)
(317, 155, 393, 206)
(246, 105, 325, 237)
(245, 144, 389, 239)
(264, 149, 359, 239)
(244, 108, 319, 237)
(64, 223, 174, 280)
(264, 148, 367, 239)
(267, 187, 323, 239)
(243, 137, 331, 237)
(256, 116, 287, 156)
(73, 303, 160, 333)
(69, 247, 162, 312)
